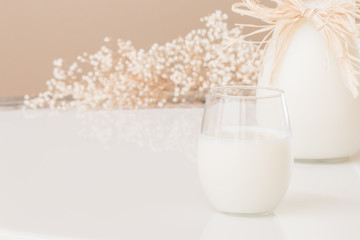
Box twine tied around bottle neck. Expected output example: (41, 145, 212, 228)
(302, 8, 318, 19)
(232, 0, 360, 97)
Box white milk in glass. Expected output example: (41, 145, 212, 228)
(198, 126, 292, 214)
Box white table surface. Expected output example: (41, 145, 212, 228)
(0, 108, 359, 240)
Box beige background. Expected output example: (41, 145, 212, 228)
(0, 0, 267, 97)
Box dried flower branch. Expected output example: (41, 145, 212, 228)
(25, 10, 261, 110)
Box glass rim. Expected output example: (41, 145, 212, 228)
(208, 85, 284, 100)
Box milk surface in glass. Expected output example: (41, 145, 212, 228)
(198, 126, 292, 214)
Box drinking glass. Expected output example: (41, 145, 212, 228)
(198, 85, 293, 216)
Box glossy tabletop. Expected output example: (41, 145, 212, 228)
(0, 107, 359, 240)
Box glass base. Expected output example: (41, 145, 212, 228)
(295, 157, 348, 164)
(218, 211, 272, 217)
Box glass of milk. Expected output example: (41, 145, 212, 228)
(198, 85, 292, 216)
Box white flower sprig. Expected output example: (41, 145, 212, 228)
(25, 11, 261, 110)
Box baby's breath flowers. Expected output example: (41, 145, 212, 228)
(25, 11, 261, 110)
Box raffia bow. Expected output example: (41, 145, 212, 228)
(232, 0, 360, 97)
